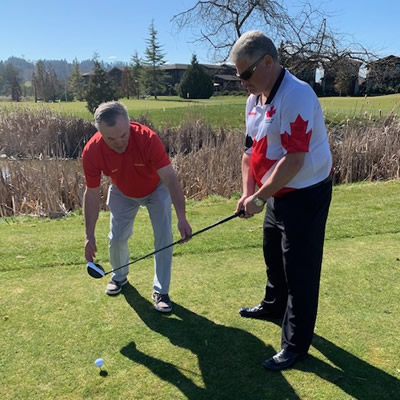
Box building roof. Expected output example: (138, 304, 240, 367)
(214, 74, 240, 82)
(160, 63, 235, 71)
(159, 64, 190, 70)
(368, 55, 400, 66)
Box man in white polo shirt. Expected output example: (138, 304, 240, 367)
(231, 31, 333, 371)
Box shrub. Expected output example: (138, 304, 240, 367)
(178, 55, 214, 99)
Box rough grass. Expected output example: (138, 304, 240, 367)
(0, 181, 399, 399)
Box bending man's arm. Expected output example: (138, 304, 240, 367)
(157, 164, 192, 241)
(83, 186, 101, 261)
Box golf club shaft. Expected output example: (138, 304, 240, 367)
(104, 210, 243, 275)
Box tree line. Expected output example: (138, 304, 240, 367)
(0, 20, 214, 111)
(1, 0, 397, 105)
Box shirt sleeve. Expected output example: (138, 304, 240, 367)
(244, 95, 256, 155)
(280, 86, 315, 153)
(146, 130, 171, 170)
(82, 145, 102, 188)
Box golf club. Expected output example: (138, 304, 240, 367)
(87, 209, 244, 279)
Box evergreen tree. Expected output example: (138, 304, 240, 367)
(85, 60, 118, 114)
(11, 75, 22, 101)
(32, 60, 47, 101)
(0, 62, 5, 95)
(32, 72, 38, 102)
(47, 66, 60, 102)
(69, 58, 85, 101)
(120, 67, 135, 99)
(142, 21, 167, 99)
(178, 55, 214, 99)
(130, 51, 143, 99)
(3, 63, 22, 101)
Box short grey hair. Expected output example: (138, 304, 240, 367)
(94, 101, 129, 129)
(230, 31, 278, 64)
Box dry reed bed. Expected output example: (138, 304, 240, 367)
(329, 115, 400, 183)
(0, 106, 96, 159)
(0, 108, 399, 217)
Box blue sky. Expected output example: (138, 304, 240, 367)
(1, 0, 399, 64)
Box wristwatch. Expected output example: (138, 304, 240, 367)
(252, 195, 266, 207)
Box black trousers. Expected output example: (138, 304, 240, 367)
(262, 178, 332, 353)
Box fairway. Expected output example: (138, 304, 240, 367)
(320, 93, 400, 122)
(0, 181, 399, 399)
(2, 93, 400, 129)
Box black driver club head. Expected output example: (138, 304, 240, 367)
(87, 262, 106, 279)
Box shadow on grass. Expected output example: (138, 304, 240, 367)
(121, 284, 399, 399)
(121, 284, 299, 399)
(303, 334, 400, 399)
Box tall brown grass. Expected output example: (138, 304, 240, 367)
(0, 107, 398, 217)
(0, 105, 96, 159)
(328, 115, 400, 183)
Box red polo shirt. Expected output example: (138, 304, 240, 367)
(82, 122, 171, 198)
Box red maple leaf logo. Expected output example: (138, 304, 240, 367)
(251, 136, 276, 186)
(265, 106, 276, 119)
(281, 114, 312, 152)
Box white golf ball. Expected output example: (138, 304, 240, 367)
(95, 358, 104, 367)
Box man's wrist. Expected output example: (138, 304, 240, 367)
(252, 194, 266, 207)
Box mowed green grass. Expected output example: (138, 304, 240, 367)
(0, 96, 247, 129)
(2, 93, 400, 128)
(0, 181, 399, 399)
(320, 93, 400, 123)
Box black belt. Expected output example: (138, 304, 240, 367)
(304, 174, 332, 190)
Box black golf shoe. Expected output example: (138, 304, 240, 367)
(262, 349, 307, 371)
(239, 302, 283, 319)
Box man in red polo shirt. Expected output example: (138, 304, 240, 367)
(82, 101, 192, 313)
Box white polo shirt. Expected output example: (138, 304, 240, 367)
(245, 68, 332, 196)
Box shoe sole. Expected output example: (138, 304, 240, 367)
(262, 353, 307, 371)
(154, 306, 172, 313)
(239, 311, 283, 320)
(106, 288, 122, 296)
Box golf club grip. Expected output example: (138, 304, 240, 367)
(109, 211, 243, 273)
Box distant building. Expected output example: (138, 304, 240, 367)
(81, 66, 124, 85)
(159, 63, 242, 92)
(320, 60, 362, 96)
(366, 55, 400, 94)
(82, 63, 243, 94)
(108, 67, 124, 87)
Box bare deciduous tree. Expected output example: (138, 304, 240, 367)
(172, 0, 374, 76)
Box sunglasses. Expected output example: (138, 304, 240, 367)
(236, 54, 266, 80)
